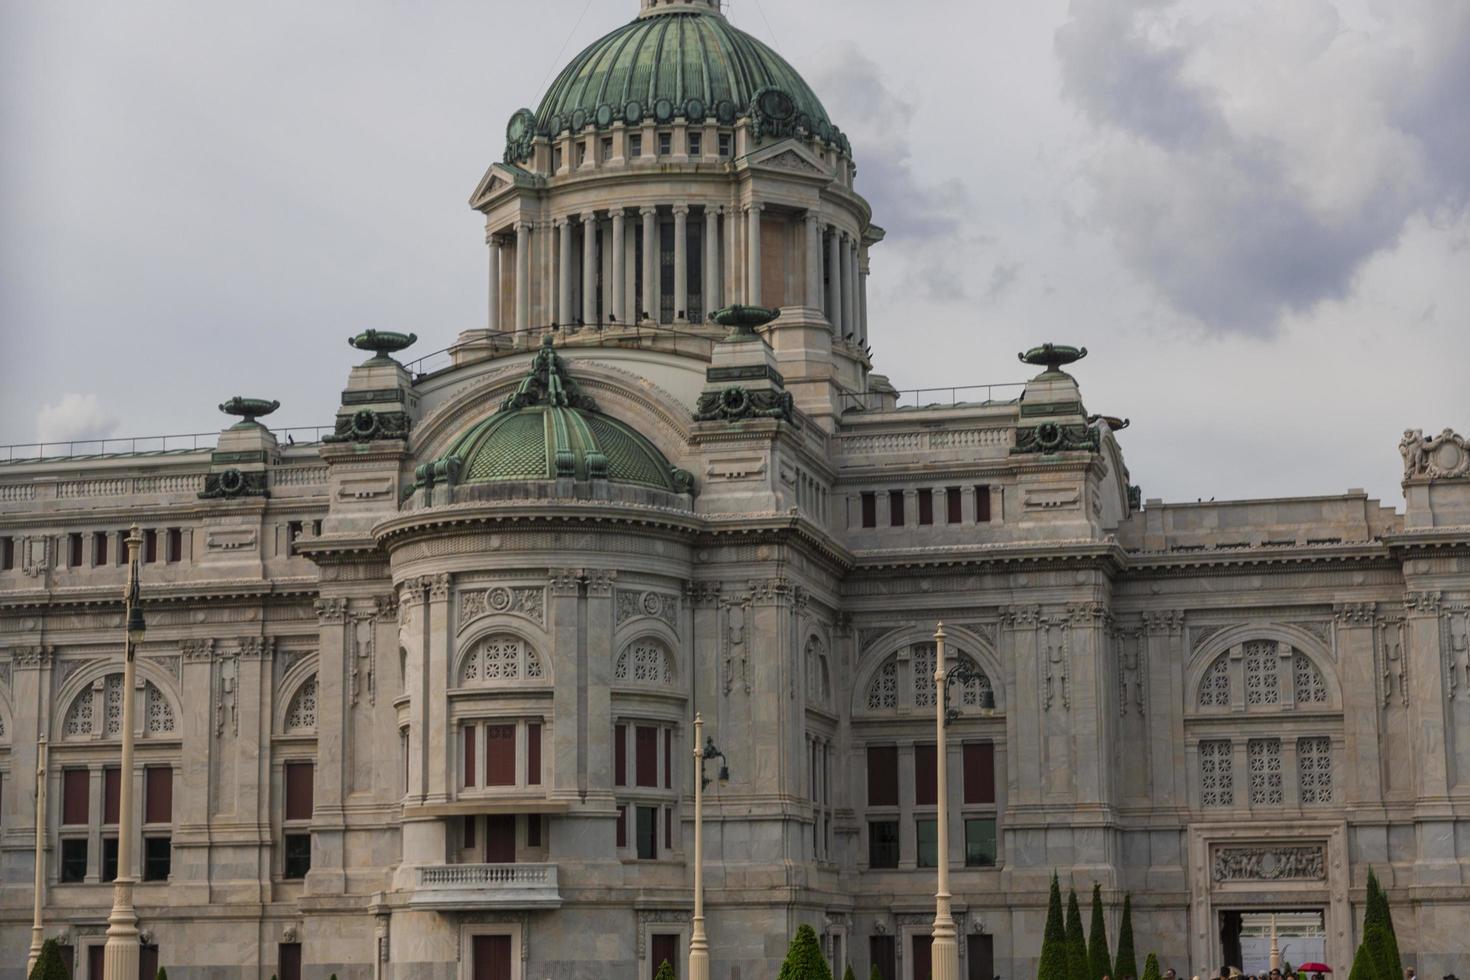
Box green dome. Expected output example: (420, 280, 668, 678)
(519, 8, 843, 152)
(416, 338, 693, 496)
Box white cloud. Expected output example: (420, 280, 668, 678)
(36, 393, 118, 444)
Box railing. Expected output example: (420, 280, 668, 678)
(404, 321, 731, 378)
(837, 383, 1024, 414)
(410, 862, 562, 909)
(418, 863, 555, 887)
(0, 426, 333, 464)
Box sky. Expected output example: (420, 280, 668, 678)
(2, 0, 1466, 506)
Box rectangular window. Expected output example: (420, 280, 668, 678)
(658, 131, 672, 156)
(636, 805, 658, 859)
(576, 142, 586, 167)
(68, 532, 83, 568)
(975, 486, 992, 523)
(527, 813, 542, 848)
(143, 836, 171, 881)
(916, 817, 938, 868)
(870, 936, 896, 980)
(287, 520, 303, 555)
(914, 743, 937, 806)
(166, 527, 182, 562)
(143, 528, 158, 563)
(116, 529, 128, 565)
(279, 943, 303, 980)
(629, 134, 643, 158)
(962, 742, 996, 805)
(718, 133, 732, 157)
(860, 492, 877, 528)
(635, 725, 658, 788)
(889, 490, 905, 527)
(867, 746, 898, 807)
(527, 722, 542, 786)
(463, 814, 477, 849)
(664, 806, 673, 850)
(964, 817, 997, 867)
(651, 935, 680, 980)
(284, 761, 314, 821)
(616, 805, 627, 848)
(688, 131, 702, 156)
(486, 724, 516, 786)
(663, 729, 672, 789)
(917, 488, 934, 525)
(1248, 738, 1283, 805)
(93, 531, 109, 566)
(1199, 739, 1233, 807)
(463, 726, 477, 787)
(60, 839, 87, 882)
(1298, 735, 1332, 805)
(553, 146, 564, 171)
(615, 723, 627, 786)
(283, 834, 311, 879)
(103, 767, 121, 824)
(62, 769, 89, 825)
(101, 837, 119, 882)
(601, 136, 613, 161)
(867, 820, 899, 868)
(946, 487, 963, 524)
(1, 536, 13, 571)
(144, 766, 172, 824)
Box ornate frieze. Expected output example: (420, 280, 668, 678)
(1405, 591, 1443, 614)
(1012, 422, 1099, 455)
(1334, 603, 1376, 625)
(428, 574, 450, 602)
(722, 594, 752, 696)
(13, 645, 52, 669)
(199, 469, 270, 500)
(315, 598, 347, 623)
(693, 385, 794, 423)
(585, 569, 616, 596)
(549, 568, 582, 596)
(322, 408, 412, 444)
(1376, 617, 1409, 707)
(1000, 605, 1040, 629)
(145, 654, 181, 683)
(1211, 845, 1325, 882)
(1042, 618, 1070, 711)
(216, 651, 239, 738)
(350, 611, 376, 707)
(1115, 627, 1147, 716)
(1446, 608, 1470, 701)
(461, 586, 546, 629)
(238, 637, 273, 660)
(615, 589, 678, 629)
(182, 639, 215, 661)
(1399, 428, 1470, 480)
(1142, 609, 1184, 635)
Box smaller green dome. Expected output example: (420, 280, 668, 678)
(417, 338, 693, 496)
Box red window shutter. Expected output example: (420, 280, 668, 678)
(485, 725, 516, 786)
(285, 762, 314, 821)
(963, 742, 996, 805)
(867, 746, 898, 807)
(62, 769, 90, 825)
(616, 805, 627, 847)
(144, 767, 173, 824)
(464, 726, 477, 786)
(635, 726, 658, 788)
(527, 723, 542, 786)
(614, 724, 627, 786)
(663, 729, 672, 789)
(914, 744, 937, 806)
(103, 767, 121, 824)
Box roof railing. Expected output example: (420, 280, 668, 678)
(0, 426, 333, 464)
(837, 383, 1025, 414)
(404, 320, 732, 378)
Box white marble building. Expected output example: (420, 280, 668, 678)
(3, 2, 1469, 979)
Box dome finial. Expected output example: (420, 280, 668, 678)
(639, 0, 722, 17)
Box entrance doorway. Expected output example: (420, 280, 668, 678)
(473, 934, 513, 980)
(1218, 910, 1326, 974)
(912, 935, 933, 980)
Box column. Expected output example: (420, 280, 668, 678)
(841, 234, 857, 340)
(673, 204, 690, 321)
(858, 245, 871, 348)
(558, 219, 573, 327)
(514, 221, 531, 333)
(623, 223, 638, 324)
(641, 206, 657, 322)
(581, 210, 597, 327)
(610, 209, 626, 324)
(703, 207, 721, 319)
(746, 203, 763, 307)
(804, 211, 823, 310)
(486, 235, 501, 332)
(827, 227, 843, 334)
(726, 202, 741, 305)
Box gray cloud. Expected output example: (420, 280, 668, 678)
(1054, 0, 1470, 335)
(36, 393, 117, 444)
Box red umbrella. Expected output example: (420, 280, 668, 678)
(1297, 965, 1332, 974)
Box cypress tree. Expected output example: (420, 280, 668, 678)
(654, 960, 676, 980)
(777, 924, 833, 980)
(1113, 894, 1138, 980)
(1140, 953, 1161, 980)
(869, 965, 883, 980)
(1038, 872, 1070, 980)
(29, 939, 70, 980)
(1087, 882, 1112, 980)
(1346, 937, 1375, 980)
(1366, 868, 1403, 980)
(1066, 889, 1090, 980)
(157, 969, 169, 980)
(843, 966, 857, 980)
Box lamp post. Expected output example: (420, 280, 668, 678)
(104, 525, 146, 980)
(27, 734, 48, 976)
(689, 713, 729, 980)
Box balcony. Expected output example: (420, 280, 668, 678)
(408, 863, 561, 910)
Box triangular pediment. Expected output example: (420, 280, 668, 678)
(468, 161, 535, 211)
(743, 139, 832, 180)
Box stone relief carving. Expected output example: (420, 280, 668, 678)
(1191, 624, 1229, 652)
(549, 568, 582, 596)
(722, 594, 752, 696)
(585, 569, 616, 596)
(1335, 603, 1376, 625)
(56, 658, 92, 685)
(145, 654, 181, 683)
(1376, 618, 1409, 707)
(460, 586, 546, 629)
(216, 651, 239, 738)
(1299, 621, 1333, 648)
(635, 910, 688, 957)
(1400, 428, 1470, 480)
(615, 589, 678, 628)
(238, 637, 273, 661)
(13, 646, 54, 669)
(1043, 616, 1070, 711)
(1405, 591, 1442, 614)
(429, 573, 451, 602)
(1212, 845, 1325, 882)
(182, 639, 215, 661)
(22, 536, 51, 578)
(1446, 609, 1470, 700)
(350, 611, 376, 707)
(315, 598, 347, 623)
(1117, 628, 1147, 716)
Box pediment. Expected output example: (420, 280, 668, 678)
(468, 162, 534, 210)
(744, 140, 832, 180)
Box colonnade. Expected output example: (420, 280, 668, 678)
(484, 204, 869, 347)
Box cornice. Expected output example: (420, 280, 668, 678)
(374, 498, 705, 549)
(1121, 541, 1399, 576)
(0, 576, 321, 612)
(848, 540, 1126, 576)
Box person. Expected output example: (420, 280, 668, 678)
(1165, 970, 1177, 980)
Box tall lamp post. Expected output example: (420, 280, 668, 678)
(688, 713, 729, 980)
(27, 734, 48, 975)
(104, 525, 146, 980)
(930, 622, 996, 980)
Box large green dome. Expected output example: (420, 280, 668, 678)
(527, 7, 842, 150)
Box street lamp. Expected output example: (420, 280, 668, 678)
(104, 525, 145, 980)
(27, 734, 48, 976)
(689, 713, 729, 980)
(930, 623, 963, 980)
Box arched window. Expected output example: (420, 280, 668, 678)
(806, 637, 831, 706)
(614, 639, 673, 686)
(285, 676, 318, 732)
(1198, 656, 1231, 707)
(61, 675, 175, 740)
(866, 644, 991, 712)
(1293, 653, 1328, 704)
(457, 635, 545, 686)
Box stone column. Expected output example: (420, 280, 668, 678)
(746, 203, 763, 307)
(842, 235, 857, 340)
(309, 600, 348, 896)
(673, 204, 690, 321)
(514, 221, 531, 333)
(827, 227, 843, 334)
(858, 244, 871, 348)
(486, 234, 501, 332)
(805, 211, 823, 310)
(641, 206, 657, 322)
(558, 218, 574, 327)
(581, 211, 598, 327)
(610, 209, 626, 324)
(704, 207, 721, 319)
(623, 219, 638, 324)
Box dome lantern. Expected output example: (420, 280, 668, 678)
(639, 0, 723, 16)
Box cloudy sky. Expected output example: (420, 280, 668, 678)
(2, 0, 1466, 506)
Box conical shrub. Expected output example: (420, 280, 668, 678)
(29, 939, 69, 980)
(842, 965, 856, 980)
(1141, 952, 1161, 980)
(1066, 888, 1090, 980)
(1087, 883, 1112, 980)
(1346, 936, 1375, 980)
(1366, 868, 1403, 980)
(869, 965, 883, 980)
(777, 924, 833, 980)
(157, 969, 169, 980)
(1038, 872, 1070, 980)
(654, 959, 676, 980)
(1113, 894, 1137, 980)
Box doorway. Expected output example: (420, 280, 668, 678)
(473, 935, 513, 980)
(912, 935, 933, 980)
(484, 814, 516, 863)
(1218, 910, 1326, 974)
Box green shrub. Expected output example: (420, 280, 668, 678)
(1113, 894, 1137, 980)
(1140, 952, 1161, 980)
(1066, 888, 1090, 980)
(1346, 934, 1375, 980)
(654, 959, 676, 980)
(777, 924, 833, 980)
(1365, 868, 1403, 980)
(1087, 883, 1112, 980)
(29, 939, 70, 980)
(1038, 872, 1070, 980)
(869, 965, 883, 980)
(842, 966, 856, 980)
(157, 969, 169, 980)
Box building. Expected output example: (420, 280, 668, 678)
(3, 1, 1469, 978)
